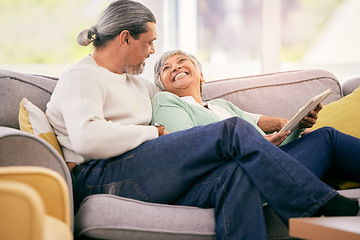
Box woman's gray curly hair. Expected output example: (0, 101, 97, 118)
(154, 50, 203, 90)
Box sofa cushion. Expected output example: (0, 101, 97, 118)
(0, 69, 57, 129)
(312, 86, 360, 139)
(72, 194, 309, 240)
(74, 194, 216, 240)
(19, 98, 63, 158)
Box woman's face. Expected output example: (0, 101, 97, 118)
(159, 54, 203, 97)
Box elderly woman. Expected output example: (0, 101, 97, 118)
(152, 50, 360, 181)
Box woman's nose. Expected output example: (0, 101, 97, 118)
(172, 65, 181, 72)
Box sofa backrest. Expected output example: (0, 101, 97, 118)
(0, 69, 58, 129)
(203, 69, 343, 120)
(1, 68, 343, 130)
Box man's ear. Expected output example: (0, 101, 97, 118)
(118, 30, 131, 47)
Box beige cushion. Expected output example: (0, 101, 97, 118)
(18, 98, 63, 158)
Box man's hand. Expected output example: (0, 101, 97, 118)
(155, 124, 169, 136)
(298, 103, 322, 129)
(264, 130, 291, 146)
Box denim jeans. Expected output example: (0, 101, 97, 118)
(72, 117, 336, 240)
(281, 127, 360, 180)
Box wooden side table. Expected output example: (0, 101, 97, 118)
(289, 217, 360, 240)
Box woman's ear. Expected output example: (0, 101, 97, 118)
(200, 73, 205, 84)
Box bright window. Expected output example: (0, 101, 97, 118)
(1, 0, 359, 83)
(280, 0, 360, 82)
(196, 0, 261, 80)
(159, 0, 262, 81)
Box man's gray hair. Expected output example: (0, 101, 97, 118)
(77, 0, 156, 47)
(154, 50, 203, 90)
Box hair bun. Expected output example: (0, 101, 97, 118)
(77, 26, 97, 46)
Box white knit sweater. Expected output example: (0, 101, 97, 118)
(46, 55, 160, 164)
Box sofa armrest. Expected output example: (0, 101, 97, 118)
(342, 77, 360, 96)
(0, 126, 73, 231)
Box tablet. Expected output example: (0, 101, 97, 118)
(279, 89, 333, 133)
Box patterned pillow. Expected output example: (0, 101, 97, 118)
(18, 98, 64, 158)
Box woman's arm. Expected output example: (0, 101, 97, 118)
(151, 93, 196, 133)
(151, 105, 195, 133)
(257, 116, 289, 133)
(258, 103, 322, 134)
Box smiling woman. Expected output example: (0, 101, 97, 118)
(151, 49, 360, 188)
(154, 50, 203, 85)
(158, 53, 204, 102)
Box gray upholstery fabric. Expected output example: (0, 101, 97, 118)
(74, 191, 360, 240)
(342, 77, 360, 96)
(0, 69, 57, 129)
(0, 127, 68, 178)
(1, 68, 360, 240)
(264, 206, 294, 240)
(338, 188, 360, 199)
(203, 69, 342, 120)
(74, 193, 296, 240)
(75, 194, 216, 240)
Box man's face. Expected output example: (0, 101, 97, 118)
(159, 54, 203, 97)
(124, 22, 157, 75)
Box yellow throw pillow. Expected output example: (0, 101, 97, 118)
(19, 98, 64, 158)
(312, 87, 360, 138)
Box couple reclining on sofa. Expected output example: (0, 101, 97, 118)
(46, 49, 360, 240)
(37, 1, 360, 239)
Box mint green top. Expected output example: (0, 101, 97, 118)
(151, 92, 301, 146)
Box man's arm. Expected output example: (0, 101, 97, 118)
(55, 70, 158, 160)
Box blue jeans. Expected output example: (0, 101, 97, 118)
(281, 127, 360, 179)
(72, 117, 336, 240)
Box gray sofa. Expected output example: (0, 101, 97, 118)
(1, 68, 359, 240)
